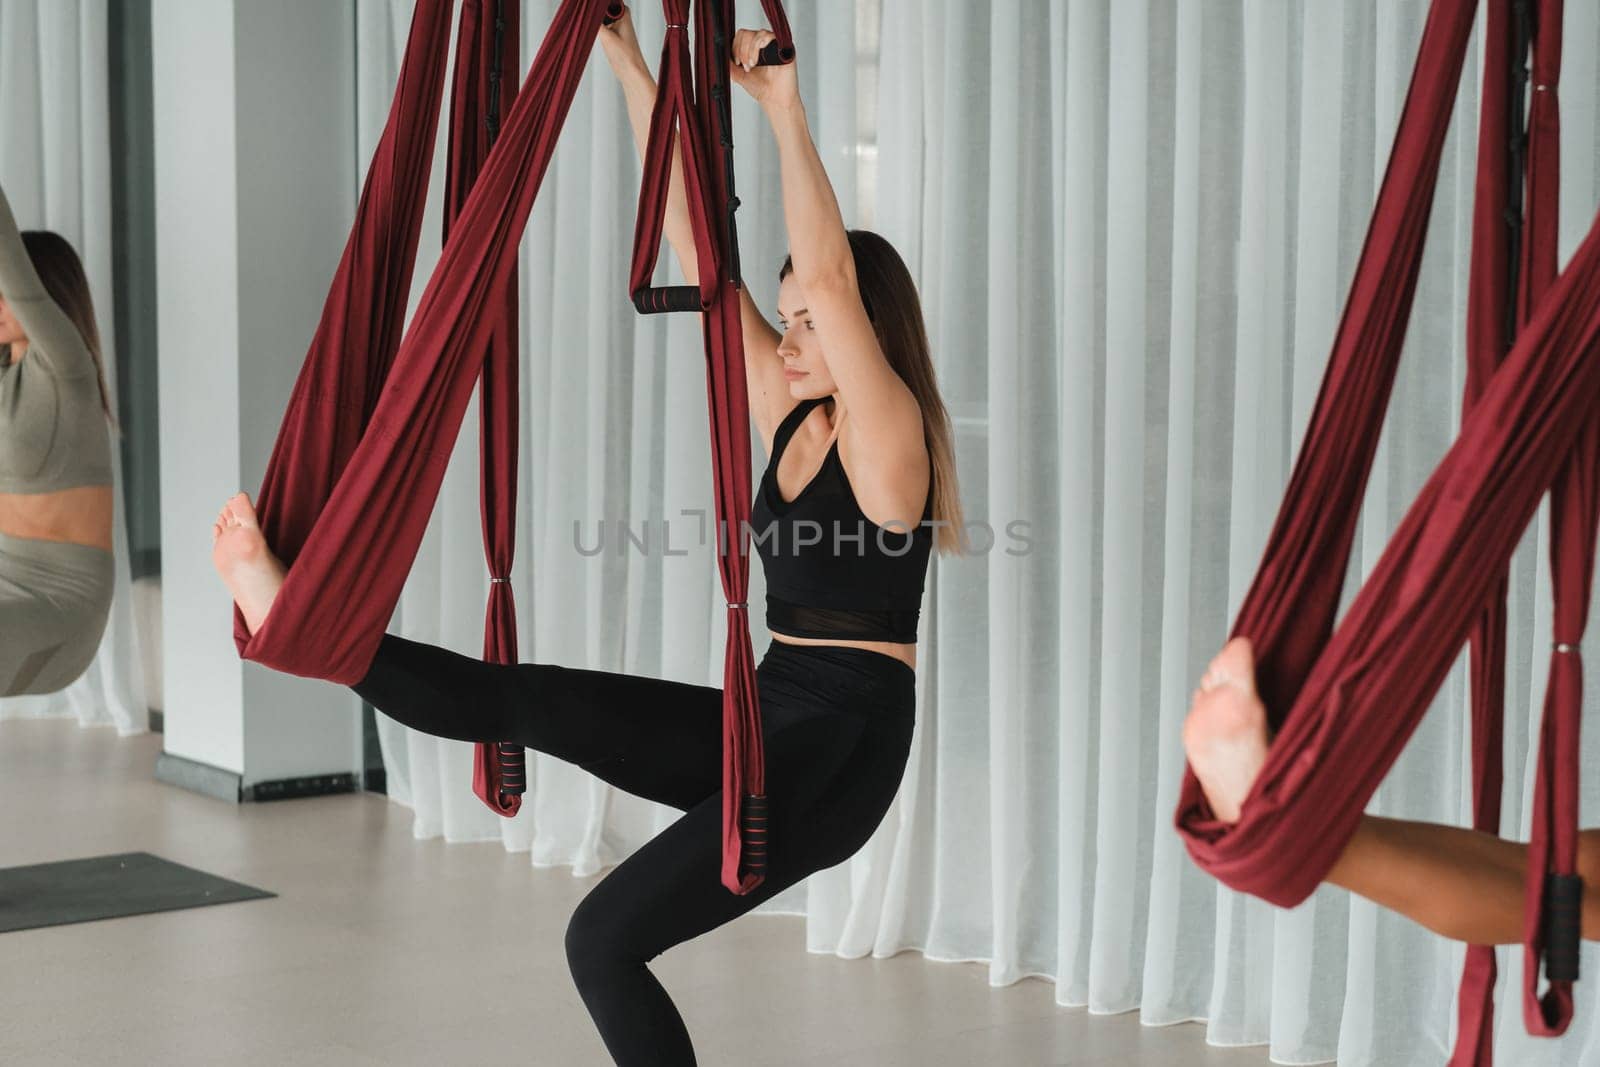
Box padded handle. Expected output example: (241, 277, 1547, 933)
(1543, 873, 1583, 983)
(756, 40, 795, 66)
(496, 742, 526, 797)
(633, 285, 705, 315)
(740, 792, 769, 876)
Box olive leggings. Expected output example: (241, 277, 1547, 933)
(0, 531, 113, 697)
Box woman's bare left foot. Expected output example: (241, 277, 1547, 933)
(211, 491, 286, 636)
(1182, 637, 1270, 824)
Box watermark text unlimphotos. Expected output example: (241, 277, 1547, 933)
(571, 511, 1034, 558)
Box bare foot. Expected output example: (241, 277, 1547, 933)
(211, 491, 286, 637)
(1182, 637, 1270, 824)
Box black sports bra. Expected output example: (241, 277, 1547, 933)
(748, 396, 934, 643)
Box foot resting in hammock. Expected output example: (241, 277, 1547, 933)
(1183, 637, 1600, 944)
(1181, 636, 1268, 824)
(211, 491, 285, 636)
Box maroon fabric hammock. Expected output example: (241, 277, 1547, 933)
(238, 0, 794, 893)
(1455, 0, 1564, 1058)
(1172, 0, 1597, 1058)
(234, 0, 620, 762)
(623, 0, 794, 894)
(443, 0, 529, 814)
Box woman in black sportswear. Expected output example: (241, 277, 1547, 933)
(210, 12, 963, 1063)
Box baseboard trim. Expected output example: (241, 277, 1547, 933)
(155, 752, 240, 802)
(243, 774, 359, 802)
(155, 754, 359, 804)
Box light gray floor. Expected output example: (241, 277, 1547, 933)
(1, 718, 1269, 1066)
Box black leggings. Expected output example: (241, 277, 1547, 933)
(351, 632, 917, 1066)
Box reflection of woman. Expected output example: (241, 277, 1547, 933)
(0, 183, 117, 697)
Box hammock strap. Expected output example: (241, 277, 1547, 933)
(444, 0, 530, 813)
(627, 0, 792, 894)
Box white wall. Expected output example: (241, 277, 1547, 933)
(152, 0, 243, 773)
(153, 0, 362, 787)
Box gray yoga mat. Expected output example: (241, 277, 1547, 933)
(0, 852, 275, 933)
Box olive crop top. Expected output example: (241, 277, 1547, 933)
(749, 396, 934, 643)
(0, 184, 113, 494)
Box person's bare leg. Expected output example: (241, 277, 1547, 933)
(1181, 638, 1600, 944)
(1325, 816, 1525, 943)
(210, 491, 286, 636)
(1327, 821, 1600, 944)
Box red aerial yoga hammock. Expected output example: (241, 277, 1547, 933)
(234, 0, 793, 896)
(444, 0, 529, 810)
(233, 0, 608, 810)
(621, 0, 795, 894)
(1172, 0, 1597, 1062)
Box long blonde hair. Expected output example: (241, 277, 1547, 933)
(782, 230, 965, 555)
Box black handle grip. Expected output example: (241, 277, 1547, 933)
(633, 285, 705, 315)
(740, 792, 769, 876)
(1543, 873, 1583, 983)
(496, 741, 526, 796)
(601, 2, 625, 27)
(756, 40, 795, 66)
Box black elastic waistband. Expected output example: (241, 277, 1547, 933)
(761, 637, 917, 684)
(764, 592, 920, 646)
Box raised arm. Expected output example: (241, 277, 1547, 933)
(729, 31, 926, 503)
(0, 183, 91, 378)
(597, 8, 789, 455)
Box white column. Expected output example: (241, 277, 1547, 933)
(153, 0, 362, 797)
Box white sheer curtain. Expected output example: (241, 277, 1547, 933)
(0, 0, 146, 737)
(364, 2, 1600, 1062)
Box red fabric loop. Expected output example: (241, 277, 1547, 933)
(627, 0, 788, 894)
(237, 0, 621, 689)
